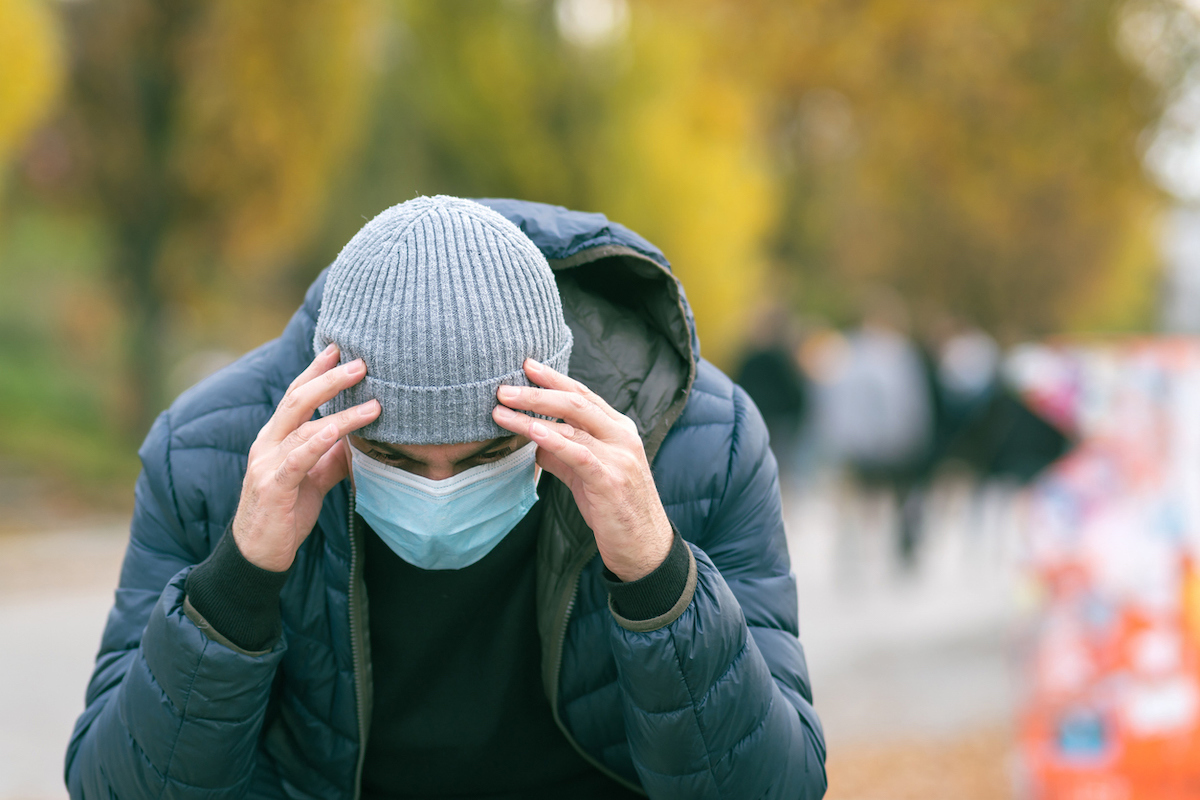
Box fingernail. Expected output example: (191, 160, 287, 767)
(494, 404, 515, 418)
(323, 342, 338, 355)
(497, 386, 519, 401)
(530, 421, 548, 437)
(360, 400, 378, 417)
(525, 359, 542, 371)
(346, 359, 365, 375)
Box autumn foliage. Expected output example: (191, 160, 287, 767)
(0, 0, 1177, 463)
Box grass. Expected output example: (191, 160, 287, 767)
(0, 208, 142, 510)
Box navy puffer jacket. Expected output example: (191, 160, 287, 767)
(66, 200, 827, 798)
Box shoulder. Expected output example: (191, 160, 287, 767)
(165, 339, 294, 457)
(164, 278, 321, 458)
(653, 359, 770, 538)
(139, 298, 317, 547)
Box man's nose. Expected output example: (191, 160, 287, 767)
(424, 465, 458, 482)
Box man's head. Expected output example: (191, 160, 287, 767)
(314, 196, 573, 451)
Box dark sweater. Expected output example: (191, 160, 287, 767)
(185, 496, 691, 798)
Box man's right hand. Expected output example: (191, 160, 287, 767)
(232, 343, 380, 572)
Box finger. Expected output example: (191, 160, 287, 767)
(265, 357, 368, 444)
(285, 342, 340, 397)
(496, 384, 620, 440)
(283, 399, 381, 452)
(524, 418, 607, 482)
(275, 421, 343, 489)
(493, 404, 604, 450)
(524, 359, 624, 422)
(308, 437, 351, 494)
(534, 446, 574, 486)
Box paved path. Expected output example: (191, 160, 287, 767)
(0, 475, 1023, 798)
(787, 475, 1023, 746)
(0, 524, 128, 800)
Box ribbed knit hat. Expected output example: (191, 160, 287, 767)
(314, 196, 573, 444)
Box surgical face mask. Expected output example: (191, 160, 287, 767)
(349, 440, 539, 570)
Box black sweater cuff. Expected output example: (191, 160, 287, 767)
(184, 525, 290, 652)
(602, 526, 691, 622)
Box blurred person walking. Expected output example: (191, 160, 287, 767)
(945, 341, 1071, 521)
(937, 326, 1001, 435)
(65, 197, 826, 799)
(734, 306, 809, 482)
(816, 290, 936, 570)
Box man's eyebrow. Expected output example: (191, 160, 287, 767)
(365, 436, 516, 465)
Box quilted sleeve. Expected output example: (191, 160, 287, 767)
(64, 411, 286, 800)
(609, 385, 827, 799)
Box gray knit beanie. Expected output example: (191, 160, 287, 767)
(314, 196, 573, 444)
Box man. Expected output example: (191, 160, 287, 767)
(66, 197, 827, 799)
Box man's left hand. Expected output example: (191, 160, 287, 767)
(493, 359, 673, 582)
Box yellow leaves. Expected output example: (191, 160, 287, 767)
(1063, 197, 1161, 333)
(595, 15, 774, 368)
(0, 0, 62, 188)
(177, 0, 384, 272)
(722, 0, 1162, 337)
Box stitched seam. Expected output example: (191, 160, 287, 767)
(123, 731, 257, 796)
(668, 629, 721, 794)
(687, 384, 732, 401)
(123, 536, 194, 566)
(624, 699, 694, 718)
(118, 722, 169, 786)
(277, 623, 333, 649)
(699, 640, 750, 707)
(563, 678, 620, 712)
(662, 497, 719, 507)
(277, 691, 357, 746)
(712, 693, 776, 771)
(631, 758, 718, 780)
(156, 636, 207, 799)
(162, 768, 257, 793)
(561, 237, 662, 265)
(170, 446, 251, 456)
(668, 421, 731, 430)
(555, 233, 618, 261)
(161, 412, 189, 541)
(700, 390, 745, 542)
(172, 399, 275, 432)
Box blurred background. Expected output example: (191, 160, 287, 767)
(4, 0, 1200, 797)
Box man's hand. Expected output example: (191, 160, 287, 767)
(493, 359, 673, 582)
(232, 343, 381, 572)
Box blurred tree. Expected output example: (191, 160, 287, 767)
(0, 0, 62, 201)
(680, 0, 1163, 338)
(5, 0, 1176, 457)
(316, 0, 773, 369)
(591, 6, 775, 368)
(324, 0, 1162, 367)
(54, 0, 382, 434)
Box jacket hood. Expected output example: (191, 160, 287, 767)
(297, 198, 698, 462)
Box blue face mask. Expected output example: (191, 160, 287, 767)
(350, 441, 539, 570)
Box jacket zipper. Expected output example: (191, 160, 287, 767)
(547, 550, 647, 796)
(348, 494, 369, 800)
